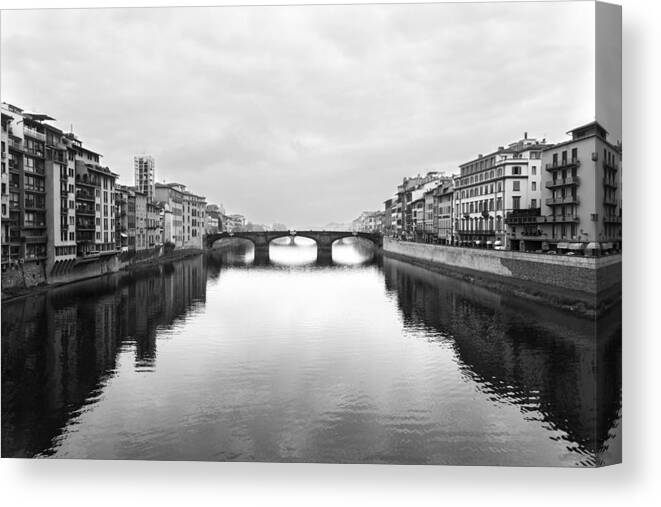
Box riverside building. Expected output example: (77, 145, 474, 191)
(454, 133, 550, 249)
(154, 182, 206, 249)
(511, 121, 621, 254)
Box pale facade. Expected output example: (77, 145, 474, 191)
(454, 134, 548, 248)
(529, 122, 621, 253)
(154, 182, 206, 249)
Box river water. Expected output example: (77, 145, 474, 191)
(1, 238, 621, 466)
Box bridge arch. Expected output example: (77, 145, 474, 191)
(206, 230, 382, 265)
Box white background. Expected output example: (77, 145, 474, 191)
(1, 0, 658, 506)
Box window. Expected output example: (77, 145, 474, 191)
(531, 199, 537, 208)
(532, 182, 537, 191)
(512, 166, 521, 175)
(531, 166, 536, 175)
(512, 196, 521, 209)
(513, 181, 520, 191)
(571, 148, 578, 161)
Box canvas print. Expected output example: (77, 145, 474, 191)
(0, 1, 621, 466)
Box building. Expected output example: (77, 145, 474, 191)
(433, 179, 455, 245)
(73, 148, 118, 257)
(147, 201, 161, 248)
(1, 112, 10, 261)
(383, 196, 396, 237)
(393, 172, 449, 240)
(45, 123, 78, 270)
(134, 190, 148, 250)
(224, 214, 245, 233)
(154, 182, 206, 249)
(134, 155, 155, 202)
(352, 211, 382, 233)
(1, 103, 49, 266)
(182, 190, 206, 248)
(454, 133, 549, 249)
(512, 122, 621, 254)
(115, 185, 130, 251)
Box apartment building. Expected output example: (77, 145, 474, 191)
(383, 196, 396, 237)
(46, 123, 77, 270)
(73, 149, 118, 257)
(433, 180, 455, 245)
(134, 155, 155, 202)
(454, 133, 549, 248)
(225, 214, 245, 233)
(182, 190, 206, 248)
(1, 111, 12, 262)
(1, 104, 49, 265)
(115, 185, 130, 251)
(155, 182, 206, 249)
(147, 201, 161, 248)
(134, 191, 148, 250)
(517, 121, 621, 253)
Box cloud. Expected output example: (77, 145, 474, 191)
(1, 2, 595, 227)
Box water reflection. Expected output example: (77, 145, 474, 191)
(382, 257, 622, 466)
(1, 256, 207, 458)
(269, 236, 317, 266)
(1, 245, 621, 465)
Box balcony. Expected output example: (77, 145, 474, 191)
(21, 232, 47, 243)
(545, 176, 580, 189)
(603, 196, 618, 206)
(457, 229, 497, 236)
(541, 214, 579, 223)
(23, 128, 46, 142)
(603, 177, 618, 189)
(24, 201, 46, 211)
(8, 138, 23, 152)
(24, 187, 46, 194)
(25, 146, 45, 158)
(603, 216, 622, 223)
(76, 190, 95, 202)
(76, 207, 96, 216)
(545, 196, 579, 206)
(603, 161, 619, 172)
(545, 159, 580, 171)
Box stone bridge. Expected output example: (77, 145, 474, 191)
(206, 230, 383, 264)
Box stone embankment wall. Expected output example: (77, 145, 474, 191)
(383, 238, 621, 316)
(1, 247, 203, 299)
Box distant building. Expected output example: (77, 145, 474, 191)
(352, 211, 382, 233)
(154, 182, 206, 248)
(224, 214, 245, 232)
(434, 180, 454, 245)
(115, 185, 131, 250)
(147, 201, 161, 248)
(134, 190, 148, 251)
(134, 155, 155, 202)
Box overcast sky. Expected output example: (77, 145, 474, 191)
(1, 2, 597, 228)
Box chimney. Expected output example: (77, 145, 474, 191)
(524, 131, 528, 139)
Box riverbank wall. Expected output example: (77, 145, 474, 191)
(383, 238, 621, 317)
(1, 247, 204, 301)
